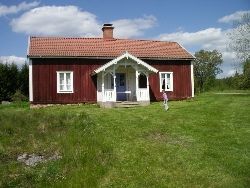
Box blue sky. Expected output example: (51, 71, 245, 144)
(0, 0, 249, 77)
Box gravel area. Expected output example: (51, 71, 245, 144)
(17, 153, 62, 166)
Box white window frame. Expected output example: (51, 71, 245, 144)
(159, 72, 173, 92)
(57, 71, 74, 93)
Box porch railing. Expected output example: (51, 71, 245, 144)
(104, 89, 116, 101)
(103, 89, 149, 102)
(137, 88, 149, 101)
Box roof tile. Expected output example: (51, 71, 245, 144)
(28, 37, 194, 59)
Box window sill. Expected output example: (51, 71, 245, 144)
(57, 91, 74, 94)
(161, 89, 173, 92)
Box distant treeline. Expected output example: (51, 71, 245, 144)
(0, 63, 29, 102)
(214, 74, 250, 91)
(198, 59, 250, 92)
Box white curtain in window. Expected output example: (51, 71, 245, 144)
(66, 73, 71, 90)
(166, 74, 170, 89)
(160, 72, 173, 91)
(57, 72, 73, 92)
(60, 73, 64, 90)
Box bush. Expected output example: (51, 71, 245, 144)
(11, 90, 28, 102)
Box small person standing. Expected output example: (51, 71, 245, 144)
(162, 90, 169, 111)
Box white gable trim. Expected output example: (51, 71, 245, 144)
(93, 52, 158, 74)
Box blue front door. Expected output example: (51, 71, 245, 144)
(116, 73, 126, 101)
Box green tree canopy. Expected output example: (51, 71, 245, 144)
(194, 50, 223, 92)
(241, 58, 250, 89)
(0, 62, 29, 101)
(19, 63, 29, 97)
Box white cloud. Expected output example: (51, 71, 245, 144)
(217, 62, 241, 78)
(10, 5, 157, 38)
(0, 56, 26, 67)
(227, 69, 236, 76)
(111, 15, 157, 38)
(158, 28, 237, 78)
(10, 6, 101, 37)
(218, 10, 250, 23)
(0, 1, 39, 17)
(158, 28, 224, 47)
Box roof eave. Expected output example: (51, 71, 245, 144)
(27, 55, 195, 60)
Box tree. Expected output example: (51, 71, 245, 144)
(0, 63, 19, 101)
(241, 59, 250, 89)
(228, 13, 250, 62)
(0, 61, 29, 102)
(19, 63, 29, 97)
(194, 50, 223, 93)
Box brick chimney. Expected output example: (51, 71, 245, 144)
(102, 24, 114, 39)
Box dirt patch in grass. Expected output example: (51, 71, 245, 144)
(145, 131, 194, 147)
(17, 152, 62, 166)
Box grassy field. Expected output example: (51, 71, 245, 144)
(0, 92, 250, 187)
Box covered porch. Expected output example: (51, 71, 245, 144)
(93, 52, 158, 108)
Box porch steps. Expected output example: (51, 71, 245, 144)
(115, 101, 140, 108)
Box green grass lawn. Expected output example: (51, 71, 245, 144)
(0, 92, 250, 187)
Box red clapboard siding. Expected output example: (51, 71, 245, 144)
(32, 58, 109, 104)
(32, 58, 192, 104)
(144, 59, 192, 101)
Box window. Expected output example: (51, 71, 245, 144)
(139, 74, 147, 88)
(57, 71, 73, 93)
(159, 72, 173, 91)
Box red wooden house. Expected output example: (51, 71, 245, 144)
(28, 24, 194, 107)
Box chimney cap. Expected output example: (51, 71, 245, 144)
(103, 23, 113, 27)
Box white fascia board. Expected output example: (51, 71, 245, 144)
(127, 53, 158, 73)
(94, 53, 127, 73)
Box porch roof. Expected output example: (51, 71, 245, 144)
(93, 52, 158, 74)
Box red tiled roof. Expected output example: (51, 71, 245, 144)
(28, 37, 194, 59)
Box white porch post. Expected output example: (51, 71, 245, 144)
(135, 70, 139, 101)
(102, 71, 105, 102)
(113, 66, 116, 101)
(146, 73, 150, 101)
